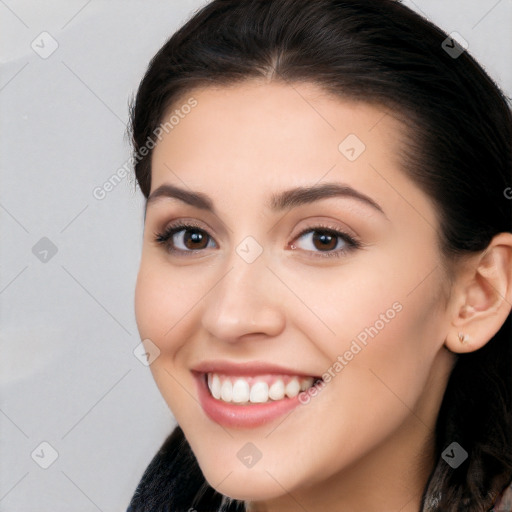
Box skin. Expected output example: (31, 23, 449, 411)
(134, 80, 512, 511)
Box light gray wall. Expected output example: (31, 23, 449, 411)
(1, 1, 510, 510)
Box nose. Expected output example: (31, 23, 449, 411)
(200, 254, 286, 343)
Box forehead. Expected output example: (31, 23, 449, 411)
(152, 80, 401, 175)
(149, 80, 436, 228)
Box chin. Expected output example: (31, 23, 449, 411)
(202, 466, 291, 501)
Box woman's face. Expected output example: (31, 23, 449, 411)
(135, 80, 457, 509)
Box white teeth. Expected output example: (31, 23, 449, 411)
(232, 379, 250, 403)
(285, 378, 300, 398)
(268, 380, 285, 400)
(249, 382, 269, 403)
(300, 377, 314, 391)
(206, 373, 317, 404)
(211, 374, 221, 399)
(220, 380, 233, 402)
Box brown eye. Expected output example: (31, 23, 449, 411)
(291, 226, 360, 259)
(180, 228, 209, 250)
(311, 231, 338, 252)
(155, 223, 216, 254)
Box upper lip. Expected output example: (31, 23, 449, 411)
(191, 360, 320, 378)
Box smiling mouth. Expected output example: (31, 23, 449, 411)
(205, 372, 323, 405)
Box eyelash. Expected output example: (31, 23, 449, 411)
(154, 221, 362, 259)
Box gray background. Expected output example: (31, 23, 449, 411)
(1, 1, 511, 511)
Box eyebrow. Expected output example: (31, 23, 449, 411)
(146, 182, 387, 218)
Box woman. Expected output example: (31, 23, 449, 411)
(126, 0, 512, 510)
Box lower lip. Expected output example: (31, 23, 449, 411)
(194, 372, 305, 429)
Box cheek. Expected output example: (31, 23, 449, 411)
(134, 257, 204, 347)
(278, 255, 433, 359)
(288, 256, 447, 409)
(133, 255, 212, 395)
(134, 262, 169, 341)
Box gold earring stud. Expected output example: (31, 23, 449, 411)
(458, 332, 469, 344)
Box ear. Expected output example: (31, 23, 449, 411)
(445, 232, 512, 354)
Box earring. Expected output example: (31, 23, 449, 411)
(458, 332, 470, 344)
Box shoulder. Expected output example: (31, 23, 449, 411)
(491, 482, 512, 511)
